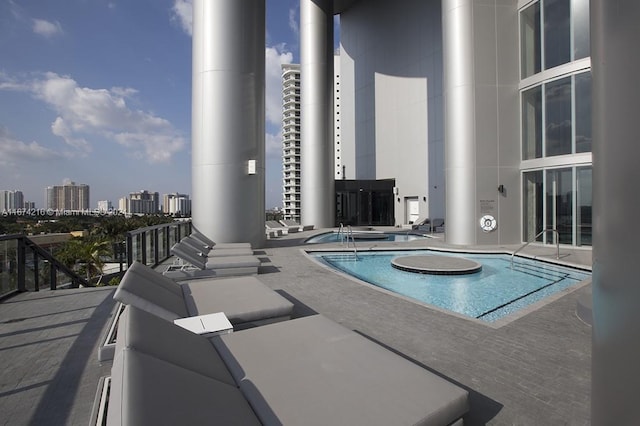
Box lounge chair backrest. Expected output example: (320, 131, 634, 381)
(265, 221, 285, 229)
(116, 305, 236, 385)
(171, 243, 207, 269)
(191, 231, 216, 248)
(115, 261, 189, 319)
(181, 236, 211, 254)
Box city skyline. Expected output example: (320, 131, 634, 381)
(0, 0, 322, 209)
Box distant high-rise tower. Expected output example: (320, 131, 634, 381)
(126, 190, 160, 215)
(163, 193, 191, 215)
(45, 181, 89, 210)
(281, 63, 302, 221)
(0, 190, 24, 212)
(97, 200, 113, 212)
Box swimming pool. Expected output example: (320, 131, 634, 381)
(312, 250, 591, 323)
(305, 231, 428, 244)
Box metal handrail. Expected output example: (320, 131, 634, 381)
(337, 223, 358, 260)
(346, 225, 358, 260)
(511, 228, 560, 268)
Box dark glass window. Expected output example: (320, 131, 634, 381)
(545, 77, 572, 156)
(523, 171, 544, 242)
(521, 3, 541, 78)
(574, 72, 592, 153)
(572, 0, 590, 60)
(544, 0, 571, 69)
(522, 86, 543, 159)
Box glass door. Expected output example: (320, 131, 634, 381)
(545, 168, 573, 244)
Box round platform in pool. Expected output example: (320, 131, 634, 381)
(391, 255, 482, 275)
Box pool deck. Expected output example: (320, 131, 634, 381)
(0, 228, 592, 425)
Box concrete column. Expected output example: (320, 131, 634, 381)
(191, 0, 265, 247)
(591, 1, 640, 423)
(300, 0, 335, 228)
(443, 0, 476, 245)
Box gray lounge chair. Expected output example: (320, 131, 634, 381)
(108, 306, 469, 426)
(411, 217, 431, 232)
(167, 243, 260, 278)
(179, 237, 254, 258)
(266, 220, 298, 235)
(189, 231, 252, 250)
(114, 261, 293, 328)
(279, 219, 314, 231)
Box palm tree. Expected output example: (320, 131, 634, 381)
(58, 238, 111, 283)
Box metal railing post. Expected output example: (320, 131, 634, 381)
(153, 228, 159, 266)
(141, 232, 147, 265)
(33, 251, 39, 292)
(16, 237, 26, 292)
(126, 233, 133, 267)
(50, 264, 57, 290)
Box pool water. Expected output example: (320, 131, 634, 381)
(313, 250, 590, 323)
(306, 232, 428, 244)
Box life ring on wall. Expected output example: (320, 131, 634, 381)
(480, 215, 497, 232)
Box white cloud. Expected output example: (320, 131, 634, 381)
(289, 7, 299, 35)
(32, 18, 63, 38)
(171, 0, 193, 36)
(265, 131, 282, 159)
(0, 72, 186, 163)
(0, 126, 60, 166)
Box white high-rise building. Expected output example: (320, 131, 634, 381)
(163, 193, 191, 215)
(0, 190, 24, 212)
(281, 63, 302, 221)
(45, 181, 89, 210)
(97, 200, 113, 212)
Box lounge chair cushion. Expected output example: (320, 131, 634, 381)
(182, 276, 294, 325)
(212, 315, 469, 426)
(179, 238, 254, 257)
(205, 256, 261, 269)
(116, 306, 235, 386)
(107, 349, 260, 426)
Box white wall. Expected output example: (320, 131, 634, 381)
(339, 0, 443, 225)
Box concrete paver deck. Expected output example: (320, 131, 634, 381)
(0, 228, 592, 425)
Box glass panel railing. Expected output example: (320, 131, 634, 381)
(145, 232, 154, 266)
(0, 234, 89, 298)
(0, 238, 18, 298)
(125, 220, 191, 268)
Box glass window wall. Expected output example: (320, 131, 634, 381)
(521, 72, 591, 160)
(521, 2, 541, 79)
(522, 86, 543, 160)
(544, 0, 571, 69)
(574, 72, 592, 153)
(522, 166, 592, 246)
(545, 77, 572, 156)
(520, 0, 590, 76)
(523, 171, 544, 242)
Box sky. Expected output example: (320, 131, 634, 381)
(0, 0, 312, 209)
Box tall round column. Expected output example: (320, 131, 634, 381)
(300, 0, 335, 228)
(591, 0, 640, 423)
(443, 0, 476, 245)
(191, 0, 265, 247)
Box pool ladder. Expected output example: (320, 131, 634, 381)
(338, 223, 359, 260)
(511, 228, 560, 269)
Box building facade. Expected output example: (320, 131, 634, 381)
(163, 193, 191, 216)
(0, 190, 24, 212)
(296, 0, 592, 246)
(45, 182, 90, 211)
(123, 190, 160, 215)
(281, 64, 302, 221)
(97, 200, 113, 213)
